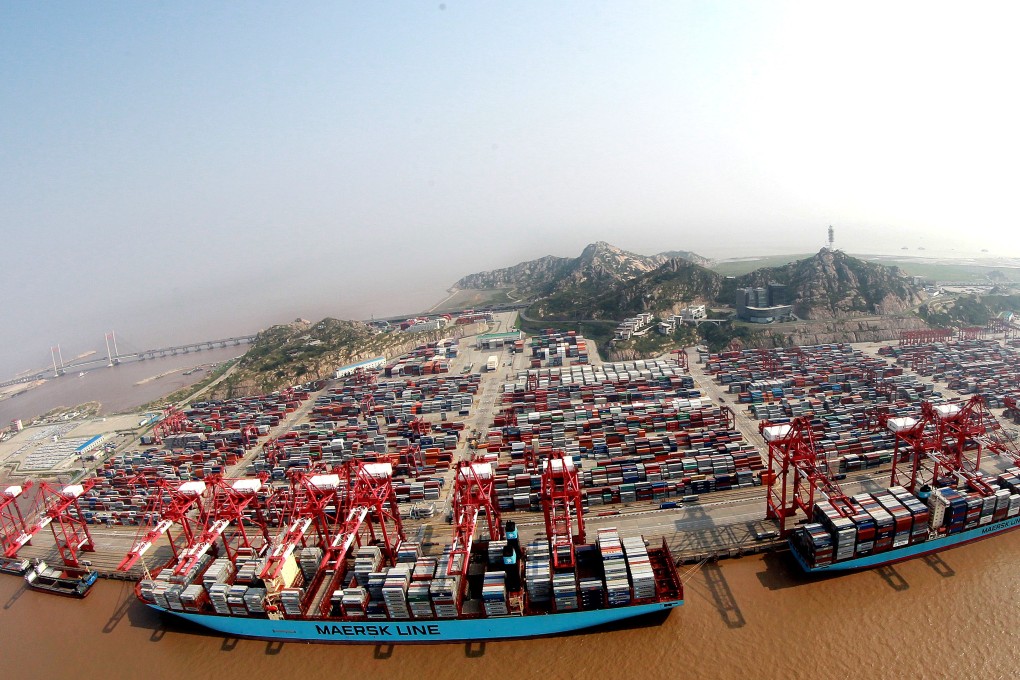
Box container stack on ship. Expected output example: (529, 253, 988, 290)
(764, 396, 1020, 573)
(122, 451, 683, 643)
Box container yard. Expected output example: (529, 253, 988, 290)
(486, 359, 763, 511)
(878, 338, 1020, 408)
(78, 389, 309, 529)
(4, 316, 1020, 642)
(701, 344, 940, 474)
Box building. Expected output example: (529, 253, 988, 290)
(75, 435, 105, 456)
(679, 305, 706, 321)
(735, 284, 793, 323)
(476, 331, 523, 350)
(335, 356, 386, 379)
(767, 284, 787, 306)
(403, 317, 450, 333)
(614, 313, 655, 340)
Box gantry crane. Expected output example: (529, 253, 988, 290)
(934, 396, 999, 473)
(0, 481, 33, 557)
(314, 461, 404, 616)
(887, 397, 999, 496)
(757, 348, 781, 379)
(152, 406, 187, 444)
(760, 418, 855, 536)
(170, 475, 274, 577)
(240, 424, 261, 449)
(360, 392, 376, 417)
(540, 450, 586, 568)
(447, 460, 502, 576)
(671, 347, 688, 372)
(260, 471, 345, 581)
(117, 479, 212, 572)
(1005, 396, 1019, 424)
(395, 444, 426, 476)
(6, 480, 97, 569)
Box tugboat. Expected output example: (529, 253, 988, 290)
(24, 559, 98, 598)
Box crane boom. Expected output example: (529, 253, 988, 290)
(0, 482, 33, 555)
(260, 516, 313, 579)
(174, 519, 231, 576)
(117, 480, 209, 571)
(327, 506, 370, 569)
(447, 461, 501, 575)
(260, 472, 345, 580)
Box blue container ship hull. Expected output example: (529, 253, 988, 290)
(146, 599, 683, 643)
(792, 515, 1020, 573)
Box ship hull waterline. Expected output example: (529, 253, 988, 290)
(793, 515, 1020, 573)
(145, 599, 683, 644)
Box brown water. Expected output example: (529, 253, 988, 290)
(0, 346, 246, 424)
(3, 533, 1019, 680)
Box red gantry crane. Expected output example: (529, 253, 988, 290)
(0, 481, 33, 559)
(540, 450, 586, 568)
(312, 461, 404, 616)
(672, 347, 689, 372)
(887, 397, 999, 496)
(260, 470, 346, 581)
(760, 418, 855, 536)
(447, 460, 503, 576)
(117, 479, 212, 572)
(171, 475, 274, 577)
(152, 406, 187, 444)
(757, 348, 781, 379)
(7, 480, 97, 569)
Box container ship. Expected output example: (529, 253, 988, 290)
(790, 475, 1020, 572)
(767, 399, 1020, 574)
(126, 458, 684, 643)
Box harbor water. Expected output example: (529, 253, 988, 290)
(0, 346, 246, 425)
(2, 529, 1018, 680)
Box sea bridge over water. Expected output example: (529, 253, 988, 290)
(0, 334, 258, 389)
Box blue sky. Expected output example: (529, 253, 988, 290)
(2, 2, 1019, 374)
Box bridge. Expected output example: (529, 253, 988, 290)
(121, 334, 258, 360)
(0, 334, 259, 390)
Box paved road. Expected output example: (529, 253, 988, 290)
(27, 322, 1019, 575)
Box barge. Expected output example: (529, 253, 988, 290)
(25, 560, 98, 598)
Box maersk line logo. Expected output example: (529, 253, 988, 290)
(316, 623, 441, 637)
(981, 516, 1020, 535)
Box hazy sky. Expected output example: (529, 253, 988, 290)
(2, 2, 1019, 375)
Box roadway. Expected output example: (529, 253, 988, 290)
(17, 315, 1002, 577)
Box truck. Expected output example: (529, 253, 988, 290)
(486, 355, 498, 372)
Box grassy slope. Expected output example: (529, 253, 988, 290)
(711, 253, 1020, 284)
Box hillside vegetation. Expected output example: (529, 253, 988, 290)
(208, 318, 465, 399)
(487, 246, 924, 322)
(454, 241, 712, 299)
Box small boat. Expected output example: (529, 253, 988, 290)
(24, 560, 98, 598)
(0, 557, 30, 576)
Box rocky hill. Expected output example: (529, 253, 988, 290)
(525, 247, 925, 323)
(454, 254, 575, 296)
(658, 250, 713, 268)
(453, 241, 712, 298)
(729, 249, 925, 319)
(533, 256, 722, 319)
(207, 318, 476, 399)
